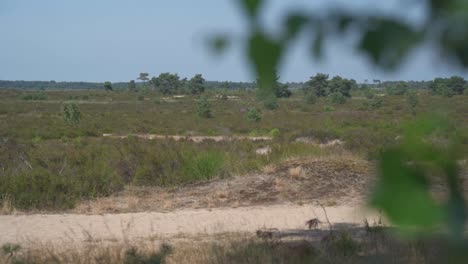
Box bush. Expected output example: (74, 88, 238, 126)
(197, 96, 212, 118)
(247, 108, 262, 123)
(304, 93, 317, 104)
(269, 128, 280, 138)
(329, 92, 346, 104)
(323, 105, 335, 112)
(364, 89, 375, 99)
(386, 82, 408, 95)
(406, 91, 419, 113)
(263, 96, 279, 110)
(184, 151, 225, 181)
(63, 103, 81, 124)
(21, 92, 48, 100)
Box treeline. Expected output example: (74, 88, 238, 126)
(0, 80, 131, 90)
(1, 74, 467, 97)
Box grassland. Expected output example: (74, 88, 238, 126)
(0, 89, 467, 211)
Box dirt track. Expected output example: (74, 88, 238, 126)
(0, 204, 379, 246)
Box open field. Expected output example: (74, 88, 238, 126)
(0, 89, 467, 263)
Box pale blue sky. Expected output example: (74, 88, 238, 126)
(0, 0, 466, 82)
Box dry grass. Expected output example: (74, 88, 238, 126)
(72, 156, 371, 214)
(1, 227, 456, 264)
(0, 196, 14, 215)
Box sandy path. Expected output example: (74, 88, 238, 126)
(102, 133, 272, 142)
(0, 204, 379, 246)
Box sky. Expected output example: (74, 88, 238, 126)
(0, 0, 467, 83)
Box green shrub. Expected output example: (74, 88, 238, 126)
(247, 108, 262, 123)
(329, 92, 346, 104)
(364, 89, 375, 99)
(323, 105, 335, 112)
(184, 151, 225, 181)
(406, 91, 419, 114)
(269, 128, 280, 138)
(21, 92, 48, 100)
(263, 96, 279, 110)
(304, 93, 317, 104)
(197, 96, 212, 118)
(63, 103, 81, 124)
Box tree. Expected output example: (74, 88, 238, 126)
(137, 73, 150, 86)
(128, 80, 137, 92)
(328, 76, 356, 98)
(151, 73, 182, 95)
(447, 76, 466, 95)
(257, 73, 292, 98)
(304, 73, 329, 97)
(188, 74, 206, 95)
(104, 82, 113, 91)
(197, 96, 212, 118)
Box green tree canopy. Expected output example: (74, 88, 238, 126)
(151, 73, 182, 95)
(104, 81, 113, 91)
(188, 74, 206, 95)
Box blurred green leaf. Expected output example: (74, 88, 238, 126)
(284, 13, 309, 40)
(372, 149, 444, 233)
(239, 0, 263, 19)
(358, 19, 423, 70)
(248, 31, 284, 92)
(208, 35, 230, 55)
(311, 23, 324, 59)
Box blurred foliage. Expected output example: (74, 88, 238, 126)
(228, 0, 468, 249)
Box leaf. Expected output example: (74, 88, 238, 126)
(358, 19, 423, 70)
(247, 31, 284, 93)
(284, 13, 309, 40)
(208, 34, 230, 55)
(372, 149, 444, 234)
(311, 23, 324, 59)
(239, 0, 263, 19)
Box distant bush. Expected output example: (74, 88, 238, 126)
(323, 105, 335, 112)
(247, 108, 262, 123)
(406, 90, 419, 114)
(364, 89, 375, 99)
(63, 103, 81, 124)
(269, 128, 280, 138)
(197, 96, 212, 118)
(21, 92, 48, 100)
(263, 96, 279, 110)
(304, 93, 317, 104)
(329, 92, 346, 104)
(386, 82, 408, 95)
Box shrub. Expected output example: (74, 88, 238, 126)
(184, 151, 225, 181)
(263, 96, 279, 110)
(369, 97, 384, 109)
(329, 92, 346, 104)
(386, 82, 408, 95)
(364, 89, 375, 99)
(323, 105, 335, 112)
(197, 96, 212, 118)
(304, 93, 317, 104)
(21, 92, 48, 100)
(247, 108, 262, 123)
(269, 128, 280, 138)
(406, 90, 419, 114)
(63, 103, 81, 124)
